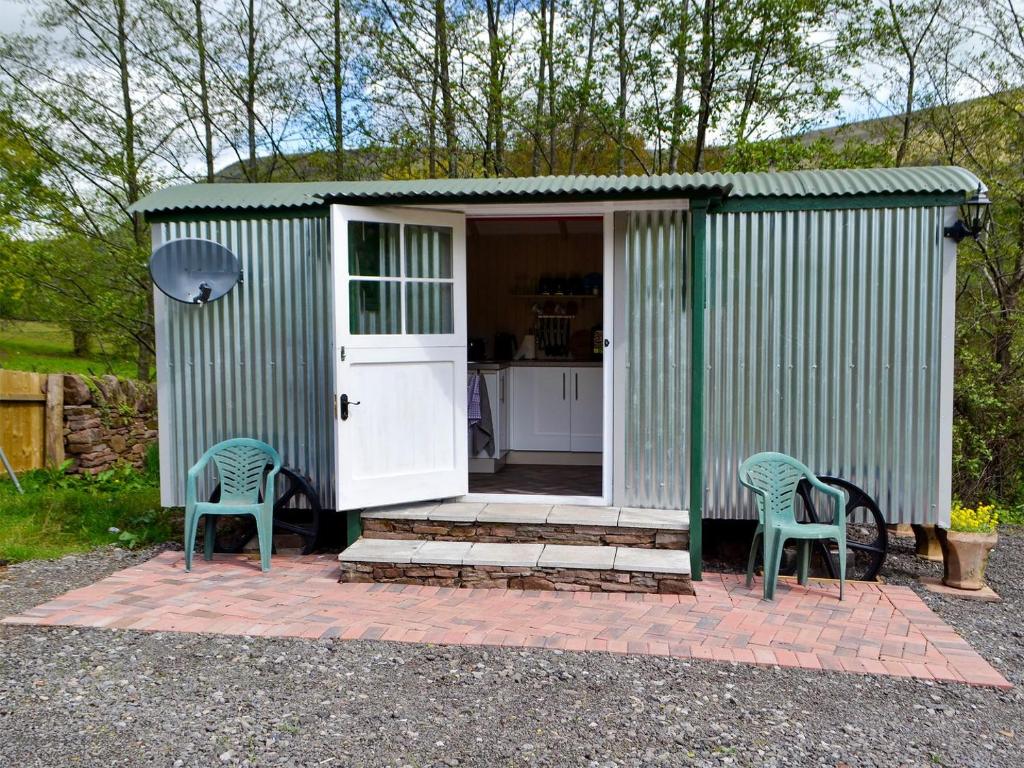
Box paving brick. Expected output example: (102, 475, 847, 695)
(1, 551, 1011, 690)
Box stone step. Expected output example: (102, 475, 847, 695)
(361, 502, 689, 550)
(338, 537, 692, 595)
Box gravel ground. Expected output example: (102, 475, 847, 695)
(0, 535, 1022, 768)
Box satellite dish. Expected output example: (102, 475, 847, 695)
(149, 238, 242, 305)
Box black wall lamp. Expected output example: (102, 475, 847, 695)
(944, 184, 991, 243)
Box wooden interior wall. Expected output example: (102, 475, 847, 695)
(467, 218, 603, 360)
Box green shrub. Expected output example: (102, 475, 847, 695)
(0, 462, 175, 563)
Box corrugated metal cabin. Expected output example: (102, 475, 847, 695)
(132, 166, 981, 580)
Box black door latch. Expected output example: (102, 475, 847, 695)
(339, 393, 360, 420)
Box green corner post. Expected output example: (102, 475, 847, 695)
(346, 510, 362, 547)
(688, 199, 709, 581)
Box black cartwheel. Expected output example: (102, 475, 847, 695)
(794, 475, 888, 582)
(208, 466, 322, 555)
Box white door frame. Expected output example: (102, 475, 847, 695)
(348, 199, 689, 508)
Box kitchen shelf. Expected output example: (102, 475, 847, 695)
(511, 293, 600, 300)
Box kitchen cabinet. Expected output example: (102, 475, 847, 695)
(570, 367, 603, 452)
(511, 366, 572, 451)
(510, 365, 602, 452)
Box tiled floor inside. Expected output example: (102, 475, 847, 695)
(3, 551, 1009, 689)
(469, 464, 602, 495)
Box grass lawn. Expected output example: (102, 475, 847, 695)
(0, 457, 175, 563)
(0, 319, 137, 378)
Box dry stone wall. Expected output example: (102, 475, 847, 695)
(62, 374, 157, 474)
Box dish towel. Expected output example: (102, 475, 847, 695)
(468, 372, 495, 457)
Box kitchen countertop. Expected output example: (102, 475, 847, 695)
(469, 360, 602, 370)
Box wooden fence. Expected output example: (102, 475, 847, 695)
(0, 370, 64, 473)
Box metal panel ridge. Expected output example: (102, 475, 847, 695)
(703, 205, 946, 525)
(155, 214, 335, 509)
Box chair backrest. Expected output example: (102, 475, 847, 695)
(209, 438, 281, 504)
(738, 451, 814, 526)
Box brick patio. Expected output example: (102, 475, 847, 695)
(1, 551, 1010, 689)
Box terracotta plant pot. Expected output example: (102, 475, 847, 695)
(936, 527, 998, 590)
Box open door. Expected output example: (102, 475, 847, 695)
(332, 205, 467, 510)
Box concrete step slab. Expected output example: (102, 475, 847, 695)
(538, 544, 615, 570)
(466, 542, 544, 567)
(618, 508, 689, 530)
(613, 547, 691, 574)
(477, 503, 552, 524)
(411, 540, 472, 565)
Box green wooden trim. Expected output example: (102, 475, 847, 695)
(345, 510, 362, 548)
(710, 193, 965, 214)
(145, 208, 329, 225)
(688, 201, 708, 581)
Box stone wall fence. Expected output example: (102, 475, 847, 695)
(60, 374, 158, 474)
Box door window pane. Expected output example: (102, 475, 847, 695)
(405, 225, 452, 278)
(348, 221, 400, 277)
(406, 282, 453, 334)
(350, 280, 401, 334)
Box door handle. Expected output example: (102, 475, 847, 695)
(562, 372, 566, 400)
(575, 372, 579, 400)
(339, 393, 360, 420)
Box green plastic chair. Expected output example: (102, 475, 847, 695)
(739, 452, 847, 601)
(184, 438, 281, 573)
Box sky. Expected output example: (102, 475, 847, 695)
(0, 1, 29, 35)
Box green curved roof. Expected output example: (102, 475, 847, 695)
(132, 165, 982, 216)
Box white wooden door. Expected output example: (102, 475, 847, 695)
(510, 366, 571, 451)
(332, 205, 467, 510)
(570, 367, 603, 452)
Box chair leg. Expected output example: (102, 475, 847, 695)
(184, 510, 199, 572)
(255, 511, 273, 573)
(762, 530, 781, 600)
(797, 540, 810, 586)
(837, 537, 846, 601)
(745, 527, 763, 589)
(203, 516, 217, 561)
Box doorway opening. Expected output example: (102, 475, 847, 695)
(465, 216, 606, 500)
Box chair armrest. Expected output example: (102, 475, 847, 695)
(739, 477, 768, 524)
(805, 474, 847, 526)
(262, 461, 283, 511)
(185, 452, 216, 508)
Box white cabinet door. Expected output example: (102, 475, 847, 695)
(570, 367, 603, 452)
(511, 366, 571, 451)
(333, 205, 467, 510)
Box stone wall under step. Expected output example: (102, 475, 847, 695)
(339, 562, 693, 594)
(361, 519, 689, 550)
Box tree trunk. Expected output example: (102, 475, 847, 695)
(485, 0, 505, 176)
(193, 0, 215, 183)
(692, 0, 715, 173)
(547, 0, 557, 173)
(333, 0, 345, 179)
(72, 328, 91, 358)
(896, 62, 915, 167)
(569, 0, 598, 175)
(435, 0, 457, 177)
(667, 0, 690, 173)
(246, 0, 258, 182)
(532, 0, 548, 175)
(616, 0, 627, 175)
(428, 43, 438, 178)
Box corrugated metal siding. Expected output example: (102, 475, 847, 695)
(155, 215, 334, 508)
(621, 210, 691, 509)
(704, 206, 946, 524)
